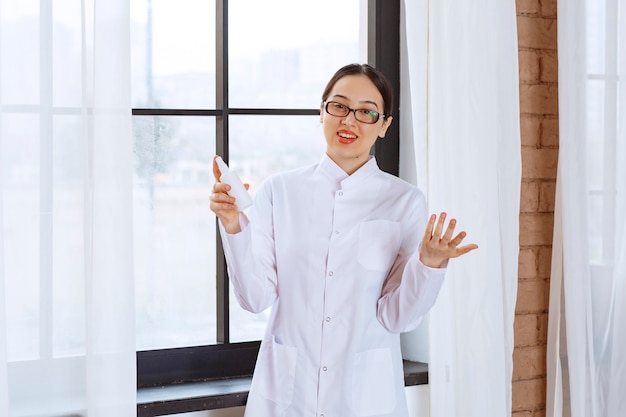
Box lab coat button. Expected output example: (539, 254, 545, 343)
(325, 317, 331, 322)
(322, 366, 328, 371)
(338, 191, 343, 196)
(328, 271, 333, 277)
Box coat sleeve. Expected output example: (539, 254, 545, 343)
(376, 190, 447, 333)
(219, 179, 279, 314)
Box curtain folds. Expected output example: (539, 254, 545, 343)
(548, 1, 626, 416)
(400, 1, 521, 416)
(0, 1, 136, 416)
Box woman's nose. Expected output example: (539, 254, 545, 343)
(342, 110, 358, 124)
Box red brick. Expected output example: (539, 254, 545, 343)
(512, 377, 546, 411)
(520, 84, 559, 115)
(538, 181, 556, 213)
(520, 181, 540, 213)
(537, 313, 549, 344)
(519, 213, 554, 246)
(537, 245, 554, 277)
(522, 148, 558, 180)
(521, 115, 542, 147)
(540, 50, 558, 83)
(514, 313, 541, 347)
(541, 0, 557, 17)
(519, 247, 538, 279)
(520, 49, 541, 82)
(513, 345, 547, 380)
(517, 16, 557, 50)
(516, 1, 556, 415)
(516, 0, 541, 15)
(516, 279, 550, 313)
(540, 117, 559, 147)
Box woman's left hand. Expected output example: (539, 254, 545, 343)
(419, 212, 478, 268)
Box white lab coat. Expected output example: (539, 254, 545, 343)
(220, 154, 446, 417)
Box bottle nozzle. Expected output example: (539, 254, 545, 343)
(216, 156, 230, 174)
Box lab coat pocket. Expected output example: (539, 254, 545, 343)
(255, 336, 298, 412)
(352, 348, 397, 416)
(358, 220, 401, 272)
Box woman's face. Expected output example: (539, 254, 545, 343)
(321, 74, 393, 175)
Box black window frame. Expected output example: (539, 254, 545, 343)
(136, 0, 401, 389)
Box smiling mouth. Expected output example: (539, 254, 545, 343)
(338, 131, 357, 144)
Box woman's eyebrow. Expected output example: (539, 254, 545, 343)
(331, 94, 380, 109)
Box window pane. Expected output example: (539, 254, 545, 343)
(133, 116, 217, 350)
(2, 113, 41, 361)
(53, 0, 82, 108)
(52, 115, 86, 357)
(586, 0, 605, 75)
(228, 0, 366, 108)
(0, 1, 40, 105)
(228, 115, 326, 342)
(586, 79, 604, 190)
(130, 0, 216, 109)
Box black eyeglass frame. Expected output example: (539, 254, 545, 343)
(323, 101, 387, 124)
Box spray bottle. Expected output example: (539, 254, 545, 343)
(215, 156, 253, 211)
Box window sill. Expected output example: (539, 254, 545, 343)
(137, 360, 427, 417)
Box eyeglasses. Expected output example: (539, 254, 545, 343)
(324, 101, 385, 124)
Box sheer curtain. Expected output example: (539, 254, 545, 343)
(0, 1, 136, 416)
(400, 1, 521, 416)
(547, 0, 626, 416)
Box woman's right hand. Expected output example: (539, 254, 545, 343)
(209, 155, 247, 234)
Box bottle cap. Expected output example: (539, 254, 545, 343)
(216, 156, 229, 174)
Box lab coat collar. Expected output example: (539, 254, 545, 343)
(317, 153, 379, 189)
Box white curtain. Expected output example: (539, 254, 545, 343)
(400, 1, 521, 416)
(0, 1, 136, 416)
(547, 0, 626, 416)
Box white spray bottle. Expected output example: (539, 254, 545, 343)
(215, 156, 253, 211)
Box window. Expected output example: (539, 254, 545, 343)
(585, 0, 617, 267)
(134, 0, 401, 388)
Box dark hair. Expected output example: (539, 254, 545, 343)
(321, 63, 393, 118)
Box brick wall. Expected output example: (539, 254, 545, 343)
(513, 1, 558, 416)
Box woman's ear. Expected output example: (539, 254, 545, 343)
(378, 116, 393, 138)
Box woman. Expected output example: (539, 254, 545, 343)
(210, 63, 477, 417)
